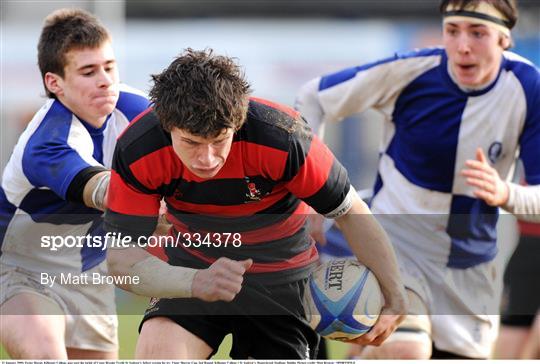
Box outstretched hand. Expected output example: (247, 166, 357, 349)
(461, 148, 509, 206)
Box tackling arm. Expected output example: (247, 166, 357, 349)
(82, 171, 110, 211)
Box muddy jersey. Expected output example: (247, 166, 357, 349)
(0, 84, 149, 274)
(105, 97, 352, 284)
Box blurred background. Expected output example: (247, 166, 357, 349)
(2, 0, 539, 187)
(1, 0, 539, 359)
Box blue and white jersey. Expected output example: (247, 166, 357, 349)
(0, 84, 149, 274)
(296, 48, 540, 269)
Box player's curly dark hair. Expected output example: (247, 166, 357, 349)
(150, 48, 252, 138)
(440, 0, 518, 29)
(38, 8, 110, 99)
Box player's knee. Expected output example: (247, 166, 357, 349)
(67, 348, 118, 360)
(34, 331, 67, 359)
(388, 340, 431, 359)
(8, 339, 66, 360)
(1, 325, 66, 359)
(361, 340, 431, 359)
(362, 312, 433, 359)
(23, 347, 66, 360)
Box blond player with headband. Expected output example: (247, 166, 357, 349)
(296, 0, 540, 359)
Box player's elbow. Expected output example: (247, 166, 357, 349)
(295, 78, 324, 128)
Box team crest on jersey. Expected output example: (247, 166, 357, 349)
(244, 176, 262, 201)
(488, 142, 503, 164)
(173, 189, 183, 200)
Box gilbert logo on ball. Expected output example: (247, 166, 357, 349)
(305, 259, 383, 341)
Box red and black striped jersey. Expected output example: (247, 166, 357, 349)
(105, 97, 351, 283)
(519, 221, 540, 237)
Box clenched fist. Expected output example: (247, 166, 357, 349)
(192, 257, 253, 302)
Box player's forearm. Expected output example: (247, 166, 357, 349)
(503, 183, 540, 222)
(335, 199, 407, 312)
(107, 246, 196, 298)
(83, 171, 110, 211)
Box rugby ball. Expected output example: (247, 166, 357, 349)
(304, 259, 383, 341)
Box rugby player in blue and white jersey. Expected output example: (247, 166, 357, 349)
(0, 9, 149, 359)
(296, 0, 540, 359)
